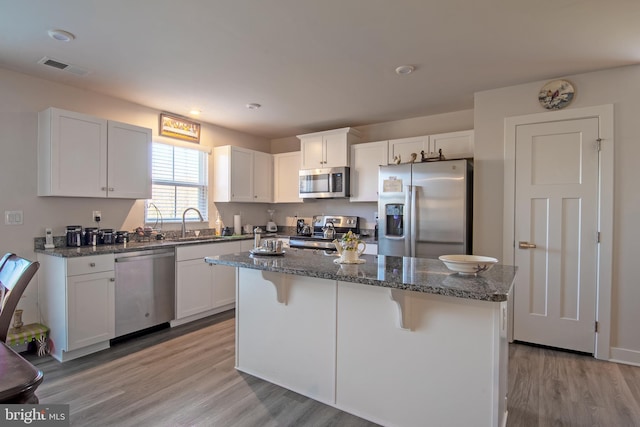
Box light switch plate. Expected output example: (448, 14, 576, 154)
(4, 210, 23, 225)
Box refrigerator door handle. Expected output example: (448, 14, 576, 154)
(405, 185, 412, 256)
(410, 185, 418, 256)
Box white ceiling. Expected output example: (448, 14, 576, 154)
(1, 0, 639, 139)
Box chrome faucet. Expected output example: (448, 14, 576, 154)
(181, 207, 204, 238)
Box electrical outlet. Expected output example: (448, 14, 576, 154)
(93, 210, 102, 222)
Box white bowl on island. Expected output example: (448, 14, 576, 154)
(439, 254, 498, 275)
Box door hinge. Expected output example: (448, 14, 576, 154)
(597, 231, 601, 243)
(595, 321, 599, 333)
(596, 138, 602, 151)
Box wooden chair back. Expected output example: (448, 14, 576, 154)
(0, 253, 40, 343)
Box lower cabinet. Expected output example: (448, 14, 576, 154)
(67, 270, 115, 351)
(175, 241, 239, 322)
(38, 253, 115, 362)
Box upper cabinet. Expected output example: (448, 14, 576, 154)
(213, 145, 273, 203)
(350, 141, 388, 202)
(273, 151, 302, 203)
(387, 130, 474, 164)
(298, 127, 361, 169)
(38, 107, 151, 199)
(430, 130, 474, 160)
(388, 135, 429, 165)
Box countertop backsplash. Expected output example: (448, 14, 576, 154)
(34, 226, 377, 250)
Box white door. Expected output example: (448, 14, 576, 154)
(513, 117, 599, 353)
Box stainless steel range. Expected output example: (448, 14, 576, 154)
(289, 215, 360, 251)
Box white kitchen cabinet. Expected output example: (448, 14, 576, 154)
(430, 129, 474, 159)
(38, 253, 116, 362)
(273, 151, 302, 203)
(105, 120, 152, 199)
(387, 135, 429, 164)
(38, 107, 151, 198)
(253, 150, 273, 202)
(236, 268, 337, 405)
(175, 241, 239, 323)
(298, 127, 361, 169)
(213, 145, 273, 202)
(350, 141, 388, 202)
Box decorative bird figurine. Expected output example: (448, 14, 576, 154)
(410, 152, 417, 163)
(393, 155, 401, 165)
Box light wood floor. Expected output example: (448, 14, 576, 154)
(27, 311, 640, 427)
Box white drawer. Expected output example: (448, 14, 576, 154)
(67, 254, 114, 276)
(176, 241, 241, 261)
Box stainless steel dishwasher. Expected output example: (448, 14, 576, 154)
(114, 248, 175, 338)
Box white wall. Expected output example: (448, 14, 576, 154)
(474, 64, 640, 360)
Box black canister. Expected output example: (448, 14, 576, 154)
(100, 228, 115, 245)
(115, 231, 129, 244)
(84, 227, 99, 246)
(66, 225, 83, 247)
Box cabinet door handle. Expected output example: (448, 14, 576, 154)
(108, 187, 115, 191)
(518, 241, 537, 249)
(101, 187, 107, 191)
(89, 262, 96, 267)
(110, 277, 115, 282)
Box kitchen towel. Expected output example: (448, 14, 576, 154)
(234, 214, 241, 235)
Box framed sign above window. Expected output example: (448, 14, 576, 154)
(159, 112, 201, 143)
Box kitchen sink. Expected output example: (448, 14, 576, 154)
(168, 234, 252, 243)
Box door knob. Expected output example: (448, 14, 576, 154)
(518, 241, 537, 249)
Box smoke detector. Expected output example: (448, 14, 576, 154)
(37, 56, 89, 76)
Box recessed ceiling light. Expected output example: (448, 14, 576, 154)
(48, 29, 75, 42)
(246, 103, 261, 110)
(395, 65, 415, 75)
(190, 109, 201, 115)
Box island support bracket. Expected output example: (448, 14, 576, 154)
(261, 271, 289, 305)
(389, 289, 413, 331)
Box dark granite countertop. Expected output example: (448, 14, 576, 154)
(34, 235, 255, 258)
(205, 249, 516, 302)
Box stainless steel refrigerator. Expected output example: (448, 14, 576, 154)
(378, 159, 473, 258)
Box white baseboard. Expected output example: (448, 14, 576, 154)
(170, 303, 235, 327)
(609, 347, 640, 367)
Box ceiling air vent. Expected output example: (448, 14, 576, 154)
(37, 56, 89, 76)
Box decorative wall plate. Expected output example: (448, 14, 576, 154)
(538, 79, 575, 110)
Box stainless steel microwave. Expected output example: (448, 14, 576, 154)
(299, 166, 350, 199)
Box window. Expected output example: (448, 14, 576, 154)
(146, 142, 208, 223)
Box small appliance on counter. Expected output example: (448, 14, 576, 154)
(115, 231, 129, 243)
(66, 225, 82, 247)
(84, 227, 100, 246)
(266, 209, 277, 232)
(100, 228, 115, 245)
(296, 219, 312, 236)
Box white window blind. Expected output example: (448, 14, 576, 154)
(147, 142, 208, 223)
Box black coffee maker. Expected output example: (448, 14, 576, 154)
(66, 225, 83, 247)
(296, 219, 311, 236)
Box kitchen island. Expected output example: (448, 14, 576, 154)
(205, 249, 517, 427)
